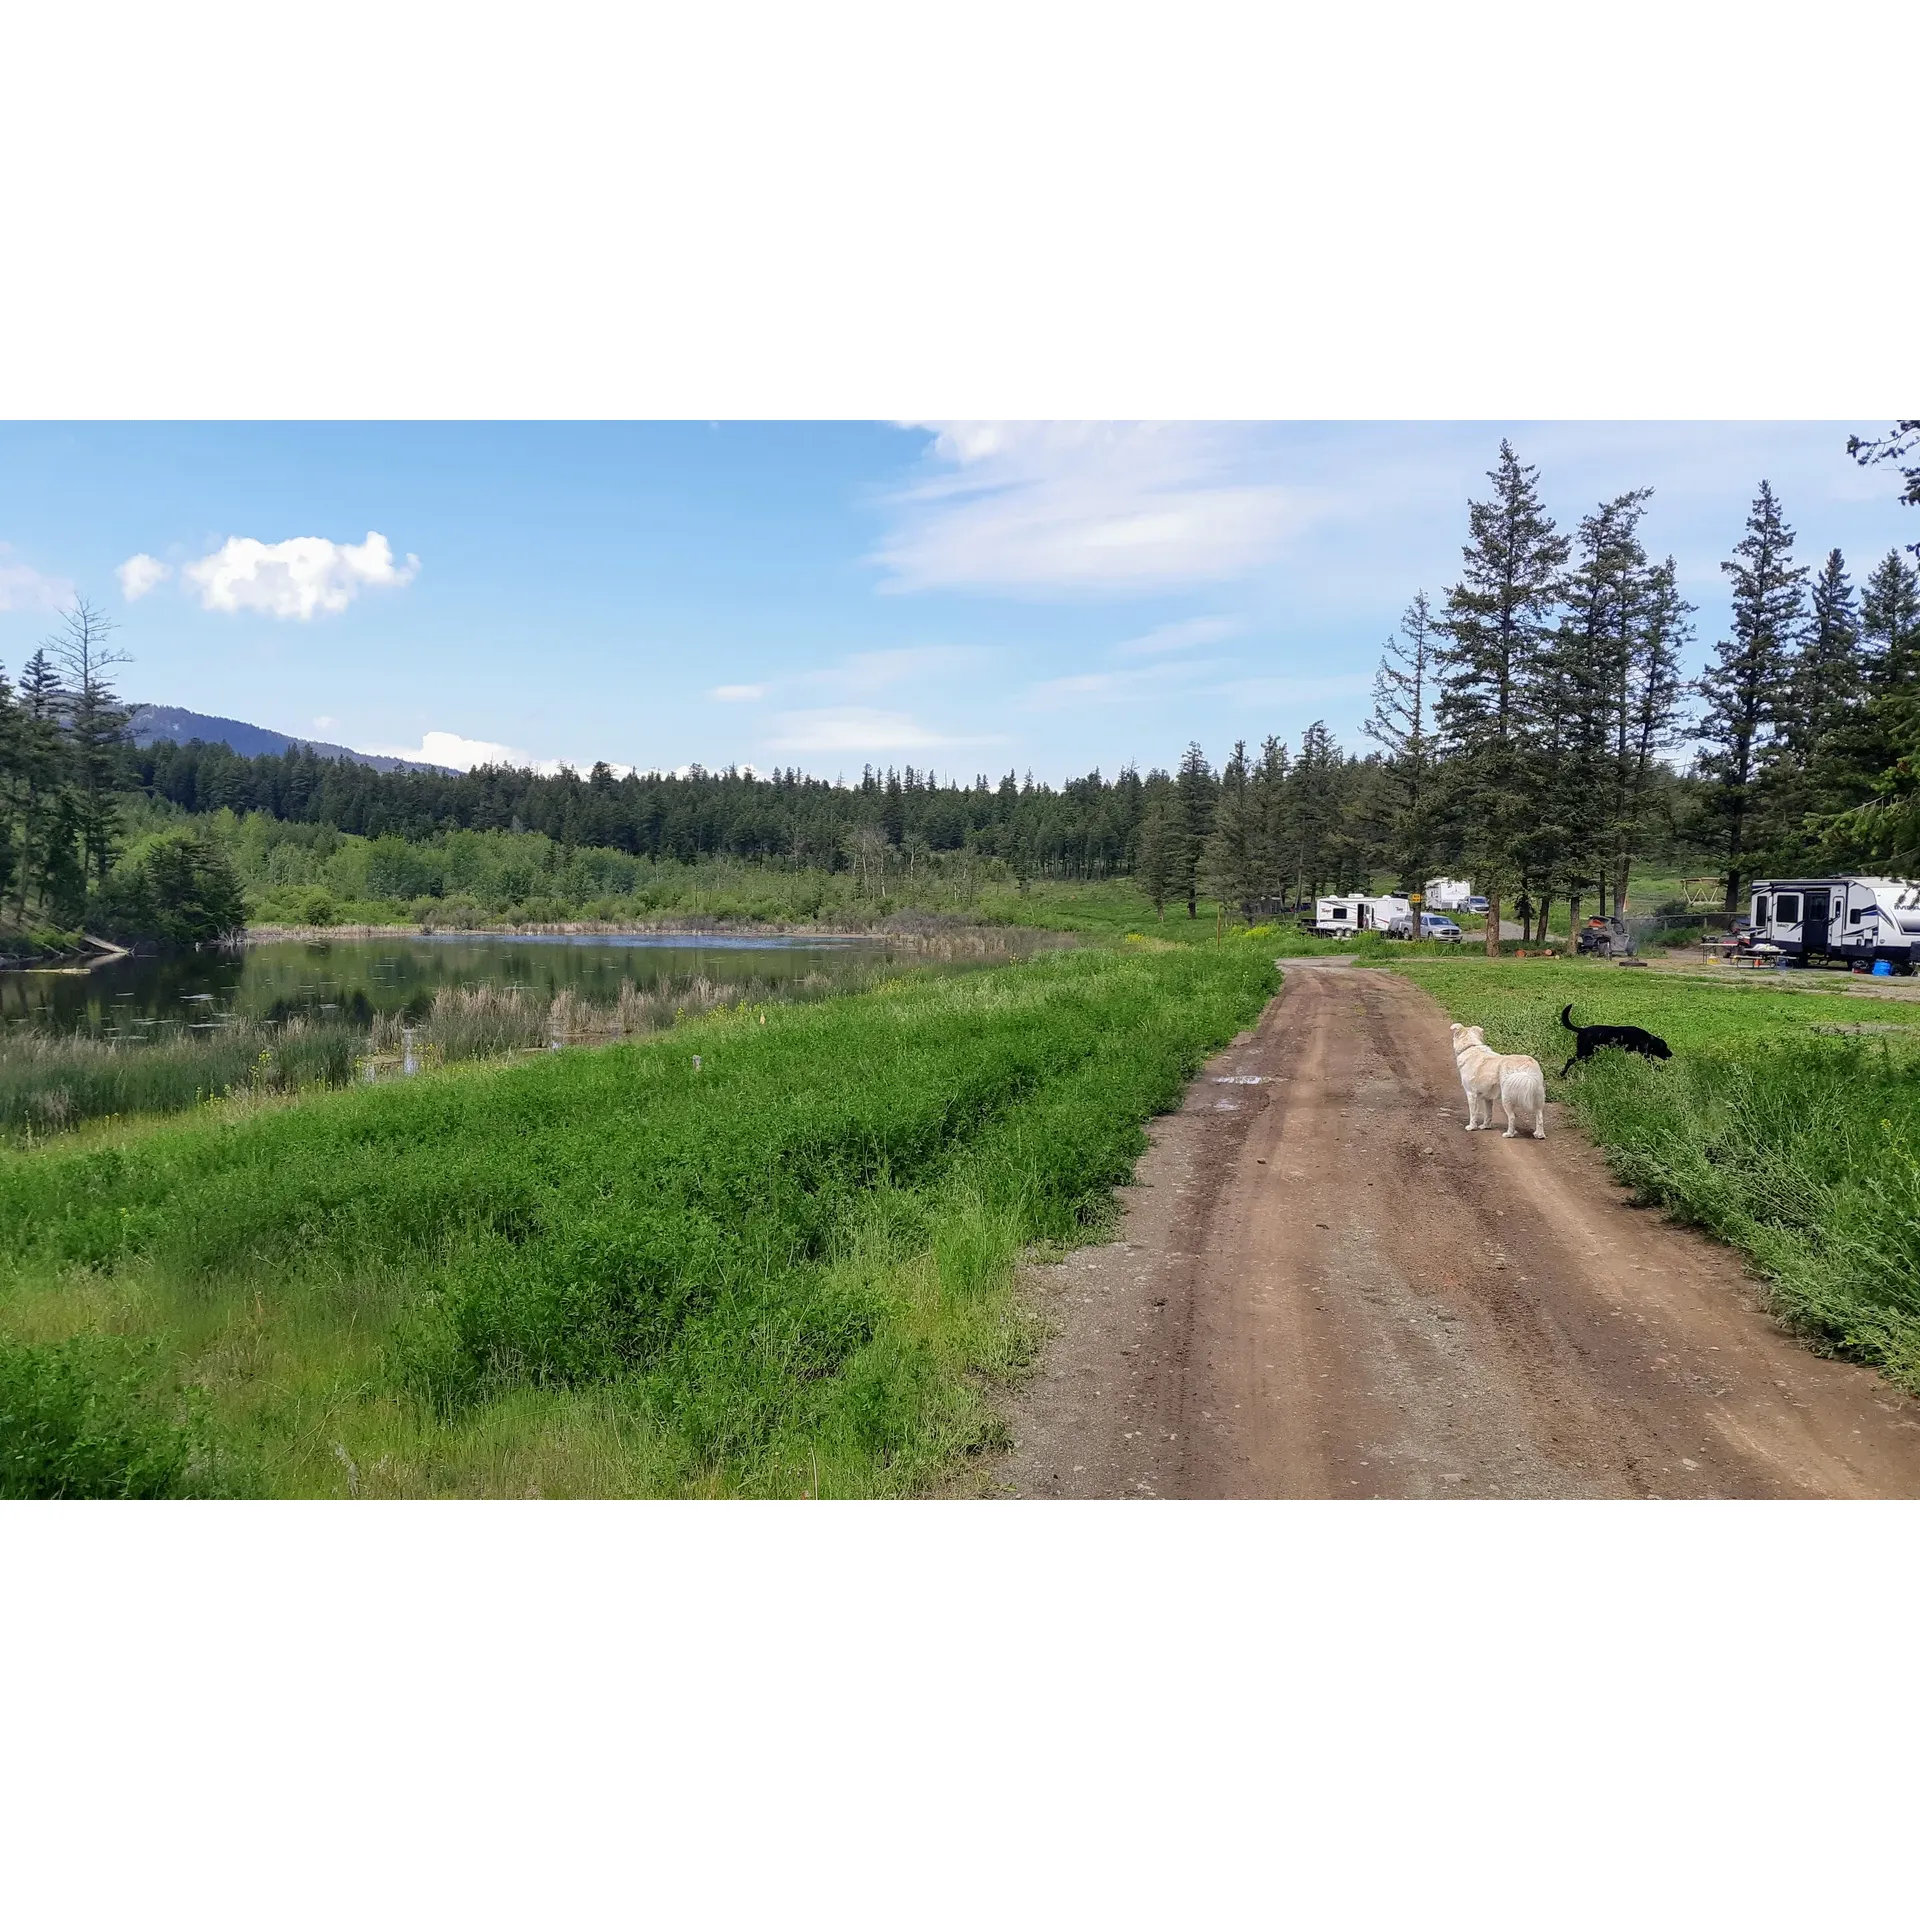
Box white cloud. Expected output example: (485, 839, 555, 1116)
(0, 543, 74, 613)
(364, 729, 634, 779)
(116, 552, 172, 601)
(764, 706, 997, 756)
(312, 716, 337, 732)
(710, 683, 769, 701)
(184, 531, 419, 619)
(873, 424, 1323, 596)
(1115, 615, 1240, 657)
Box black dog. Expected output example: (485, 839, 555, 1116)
(1560, 1004, 1672, 1075)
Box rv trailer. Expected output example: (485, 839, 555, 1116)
(1747, 875, 1920, 972)
(1314, 894, 1414, 938)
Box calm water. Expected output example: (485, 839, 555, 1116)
(2, 933, 936, 1038)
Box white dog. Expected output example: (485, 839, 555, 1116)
(1450, 1022, 1547, 1139)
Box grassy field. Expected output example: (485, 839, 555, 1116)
(0, 942, 1279, 1497)
(1387, 958, 1920, 1389)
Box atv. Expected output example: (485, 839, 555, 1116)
(1575, 915, 1634, 958)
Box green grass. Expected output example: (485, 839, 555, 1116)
(1387, 958, 1920, 1388)
(0, 943, 1279, 1497)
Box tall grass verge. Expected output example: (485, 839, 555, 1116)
(1389, 960, 1920, 1389)
(0, 943, 1280, 1495)
(0, 1019, 363, 1140)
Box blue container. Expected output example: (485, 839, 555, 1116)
(1872, 959, 1894, 976)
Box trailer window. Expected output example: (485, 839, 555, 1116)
(1329, 906, 1347, 920)
(1773, 893, 1801, 924)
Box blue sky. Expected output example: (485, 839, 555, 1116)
(1, 421, 1913, 785)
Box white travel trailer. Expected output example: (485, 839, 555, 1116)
(1424, 877, 1472, 911)
(1315, 893, 1414, 938)
(1748, 876, 1920, 972)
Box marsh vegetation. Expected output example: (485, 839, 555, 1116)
(0, 943, 1278, 1496)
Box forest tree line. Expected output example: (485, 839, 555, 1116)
(5, 425, 1916, 944)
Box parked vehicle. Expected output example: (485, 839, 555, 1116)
(1747, 875, 1920, 972)
(1575, 915, 1635, 958)
(1314, 894, 1413, 938)
(1424, 877, 1472, 911)
(1420, 913, 1463, 942)
(1466, 895, 1490, 915)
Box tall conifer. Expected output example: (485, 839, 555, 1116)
(1436, 441, 1569, 953)
(1365, 591, 1439, 893)
(1692, 481, 1806, 910)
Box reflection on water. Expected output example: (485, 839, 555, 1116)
(2, 932, 948, 1040)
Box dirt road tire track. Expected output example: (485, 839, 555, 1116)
(993, 959, 1920, 1498)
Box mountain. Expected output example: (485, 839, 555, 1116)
(130, 706, 457, 775)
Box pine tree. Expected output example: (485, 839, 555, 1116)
(11, 649, 85, 925)
(1532, 490, 1650, 931)
(1251, 734, 1290, 905)
(1364, 591, 1439, 892)
(1819, 551, 1920, 868)
(1279, 721, 1345, 902)
(52, 597, 135, 893)
(0, 661, 21, 909)
(1611, 556, 1691, 907)
(1795, 550, 1867, 756)
(1200, 740, 1263, 919)
(1692, 481, 1807, 910)
(1848, 421, 1920, 560)
(1173, 741, 1215, 917)
(1436, 440, 1570, 953)
(1133, 782, 1180, 921)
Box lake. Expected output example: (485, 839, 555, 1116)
(2, 931, 999, 1039)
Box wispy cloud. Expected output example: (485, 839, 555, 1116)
(1115, 615, 1240, 657)
(710, 683, 768, 701)
(764, 706, 1000, 756)
(184, 531, 419, 619)
(0, 543, 74, 613)
(872, 424, 1324, 597)
(802, 644, 995, 695)
(1024, 660, 1209, 710)
(1216, 673, 1376, 707)
(116, 552, 172, 601)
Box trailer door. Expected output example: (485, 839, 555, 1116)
(1803, 888, 1831, 958)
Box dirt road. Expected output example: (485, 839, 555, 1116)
(995, 959, 1920, 1498)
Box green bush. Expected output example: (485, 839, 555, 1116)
(0, 1334, 219, 1498)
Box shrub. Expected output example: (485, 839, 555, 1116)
(0, 1335, 220, 1498)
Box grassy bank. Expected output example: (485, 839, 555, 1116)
(1389, 959, 1920, 1388)
(0, 986, 731, 1142)
(0, 943, 1279, 1496)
